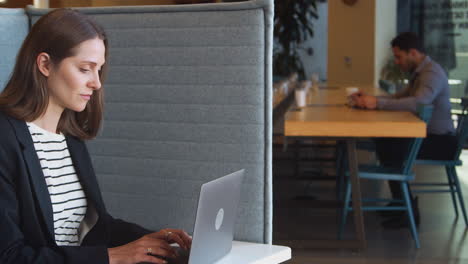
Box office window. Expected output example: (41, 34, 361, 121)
(398, 0, 468, 112)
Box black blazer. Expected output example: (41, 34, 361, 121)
(0, 111, 151, 264)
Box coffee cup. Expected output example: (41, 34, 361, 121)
(295, 89, 307, 108)
(346, 87, 359, 97)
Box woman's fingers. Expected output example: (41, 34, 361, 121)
(179, 230, 192, 249)
(167, 232, 187, 250)
(139, 253, 169, 264)
(151, 229, 192, 250)
(109, 235, 181, 264)
(146, 245, 177, 259)
(165, 229, 192, 249)
(146, 241, 177, 257)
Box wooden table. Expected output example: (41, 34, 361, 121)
(284, 86, 426, 249)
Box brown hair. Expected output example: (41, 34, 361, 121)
(0, 8, 108, 140)
(391, 32, 425, 53)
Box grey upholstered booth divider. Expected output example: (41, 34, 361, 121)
(27, 0, 274, 243)
(0, 8, 29, 91)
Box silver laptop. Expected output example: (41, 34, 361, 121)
(171, 169, 245, 264)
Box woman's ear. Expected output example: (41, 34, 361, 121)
(37, 52, 52, 77)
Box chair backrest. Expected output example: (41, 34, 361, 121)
(403, 104, 434, 174)
(28, 0, 274, 244)
(0, 8, 29, 91)
(461, 98, 468, 110)
(455, 98, 468, 135)
(454, 99, 468, 159)
(378, 79, 395, 94)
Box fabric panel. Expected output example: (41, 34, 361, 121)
(27, 0, 273, 243)
(0, 8, 28, 90)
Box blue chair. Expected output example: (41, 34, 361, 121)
(411, 100, 468, 226)
(338, 105, 434, 249)
(378, 79, 396, 94)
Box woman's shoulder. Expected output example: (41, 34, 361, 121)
(0, 110, 18, 128)
(0, 110, 23, 146)
(0, 110, 14, 128)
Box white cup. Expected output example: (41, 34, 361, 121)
(295, 89, 307, 108)
(345, 87, 359, 97)
(345, 87, 359, 107)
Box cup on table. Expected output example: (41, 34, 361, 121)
(345, 87, 360, 107)
(346, 87, 360, 96)
(295, 89, 307, 108)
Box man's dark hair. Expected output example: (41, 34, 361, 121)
(391, 32, 425, 53)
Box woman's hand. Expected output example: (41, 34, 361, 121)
(107, 229, 192, 264)
(149, 228, 192, 250)
(108, 233, 176, 264)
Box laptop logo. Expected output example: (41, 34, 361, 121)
(215, 208, 224, 230)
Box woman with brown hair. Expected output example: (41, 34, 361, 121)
(0, 8, 191, 264)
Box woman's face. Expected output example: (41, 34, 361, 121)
(46, 37, 105, 113)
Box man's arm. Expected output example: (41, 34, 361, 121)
(376, 71, 446, 113)
(393, 84, 411, 99)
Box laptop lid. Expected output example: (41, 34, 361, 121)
(187, 169, 245, 264)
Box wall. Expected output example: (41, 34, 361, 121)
(327, 0, 397, 86)
(327, 0, 375, 86)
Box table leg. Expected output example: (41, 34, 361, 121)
(346, 139, 366, 249)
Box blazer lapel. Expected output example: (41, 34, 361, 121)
(7, 117, 55, 240)
(66, 136, 105, 214)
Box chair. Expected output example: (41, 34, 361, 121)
(411, 100, 468, 226)
(378, 79, 396, 94)
(338, 105, 434, 249)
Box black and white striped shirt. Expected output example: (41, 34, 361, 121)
(27, 122, 87, 246)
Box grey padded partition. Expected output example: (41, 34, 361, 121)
(27, 0, 273, 243)
(0, 8, 29, 91)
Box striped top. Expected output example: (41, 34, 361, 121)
(27, 122, 88, 246)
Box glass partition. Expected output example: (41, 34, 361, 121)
(398, 0, 468, 114)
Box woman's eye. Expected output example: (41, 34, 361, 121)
(80, 68, 90, 73)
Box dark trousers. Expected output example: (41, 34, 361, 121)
(375, 134, 458, 200)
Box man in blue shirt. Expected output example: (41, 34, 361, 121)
(351, 32, 458, 228)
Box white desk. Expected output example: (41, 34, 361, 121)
(214, 241, 291, 264)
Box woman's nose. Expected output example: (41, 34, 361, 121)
(89, 72, 102, 90)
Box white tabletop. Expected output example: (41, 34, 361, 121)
(214, 241, 291, 264)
